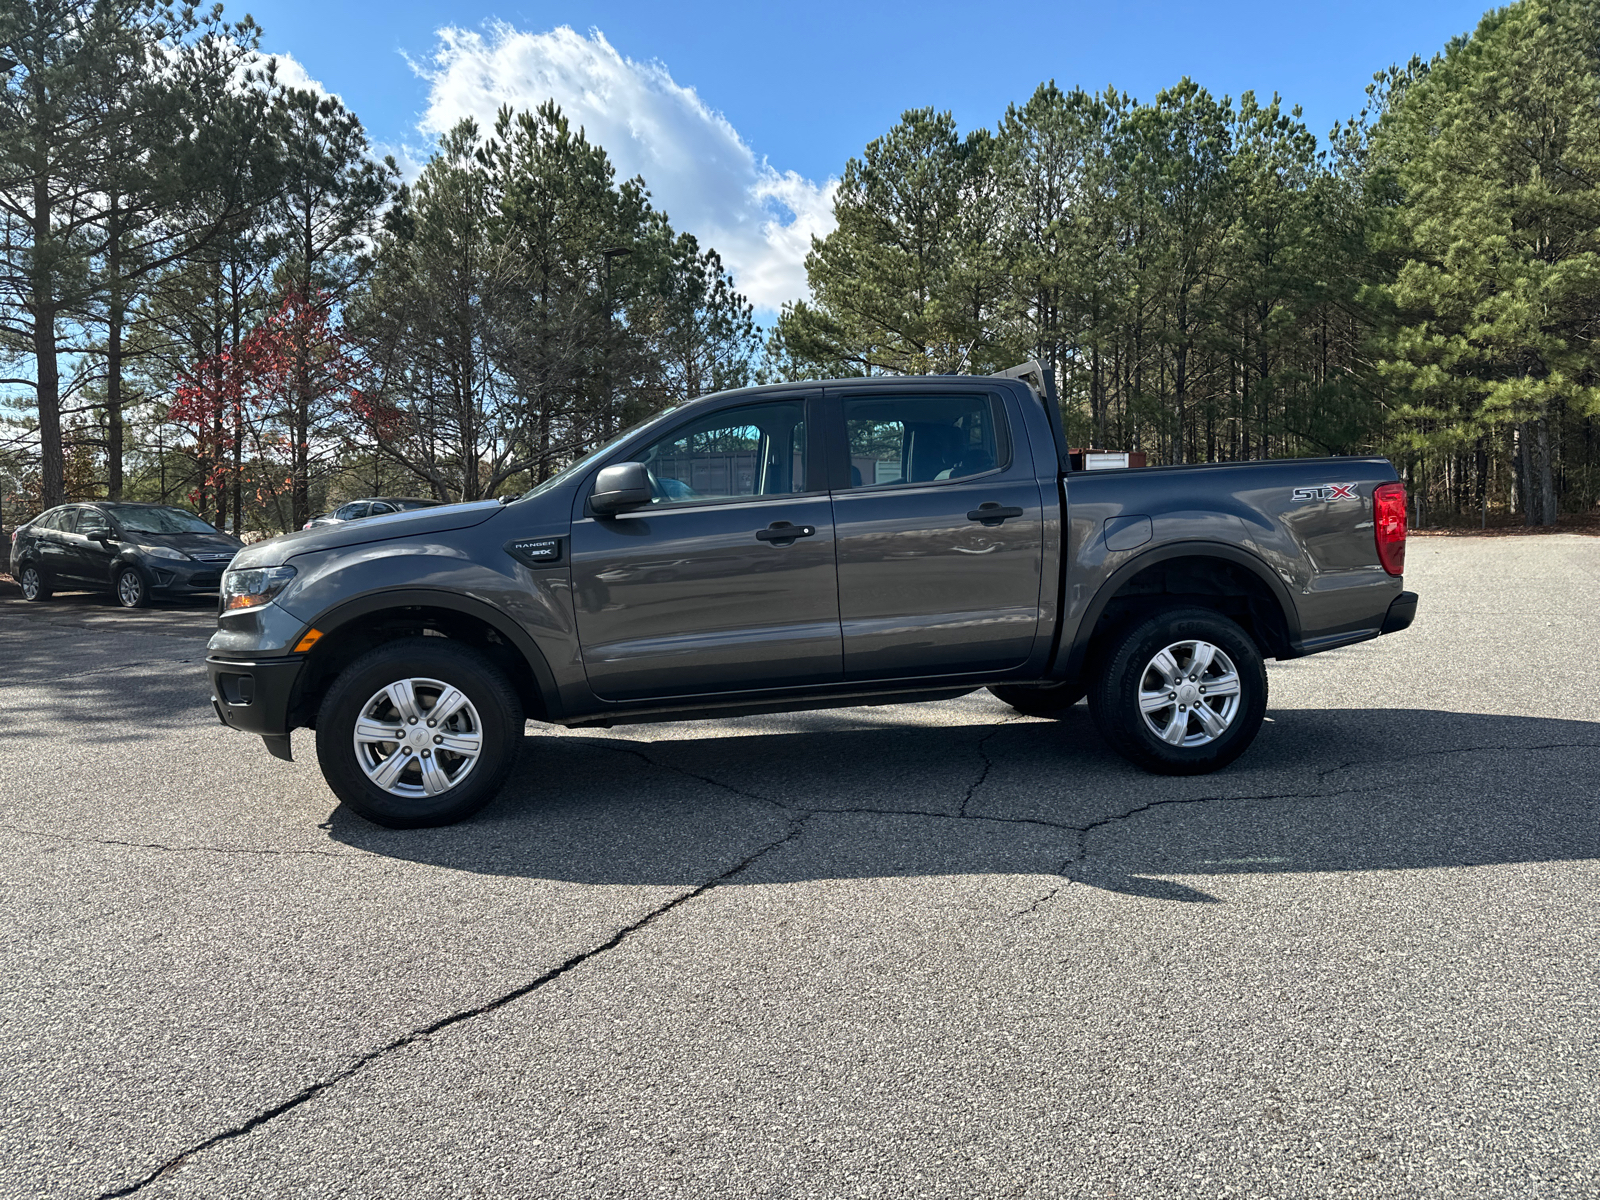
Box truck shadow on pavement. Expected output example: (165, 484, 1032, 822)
(328, 704, 1600, 903)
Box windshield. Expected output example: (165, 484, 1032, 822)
(517, 405, 683, 502)
(106, 505, 218, 535)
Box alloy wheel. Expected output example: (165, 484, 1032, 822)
(351, 676, 484, 798)
(117, 569, 146, 608)
(1137, 639, 1242, 747)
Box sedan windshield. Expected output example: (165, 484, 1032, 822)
(105, 505, 218, 534)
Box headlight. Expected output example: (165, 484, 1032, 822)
(221, 565, 297, 611)
(140, 545, 189, 561)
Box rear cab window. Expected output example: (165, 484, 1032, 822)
(841, 393, 1007, 489)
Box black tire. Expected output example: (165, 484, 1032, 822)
(1089, 607, 1267, 776)
(988, 680, 1086, 717)
(315, 637, 524, 828)
(18, 563, 51, 602)
(115, 566, 151, 608)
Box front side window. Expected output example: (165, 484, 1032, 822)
(335, 503, 369, 521)
(635, 400, 807, 506)
(76, 509, 110, 537)
(843, 394, 1002, 488)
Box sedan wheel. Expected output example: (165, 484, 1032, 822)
(116, 566, 150, 608)
(19, 564, 51, 602)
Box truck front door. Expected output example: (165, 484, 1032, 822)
(570, 394, 842, 702)
(826, 388, 1045, 680)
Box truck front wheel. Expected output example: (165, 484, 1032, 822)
(315, 638, 524, 828)
(1089, 608, 1267, 775)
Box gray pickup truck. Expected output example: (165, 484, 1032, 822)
(207, 363, 1416, 827)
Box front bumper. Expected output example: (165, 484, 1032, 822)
(148, 559, 231, 594)
(208, 655, 306, 743)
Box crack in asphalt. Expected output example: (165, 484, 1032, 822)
(97, 812, 811, 1199)
(959, 719, 1016, 817)
(0, 657, 199, 686)
(91, 727, 1600, 1189)
(1014, 786, 1380, 915)
(1011, 885, 1063, 916)
(594, 740, 796, 814)
(2, 824, 354, 859)
(1317, 740, 1600, 779)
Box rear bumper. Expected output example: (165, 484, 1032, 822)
(207, 655, 306, 738)
(1381, 591, 1419, 635)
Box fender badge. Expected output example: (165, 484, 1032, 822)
(505, 537, 564, 566)
(1292, 483, 1357, 502)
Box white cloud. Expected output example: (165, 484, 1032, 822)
(412, 23, 836, 314)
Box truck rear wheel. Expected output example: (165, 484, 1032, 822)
(988, 681, 1085, 717)
(315, 638, 524, 828)
(1089, 608, 1266, 775)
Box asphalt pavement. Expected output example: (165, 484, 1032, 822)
(1, 536, 1597, 1199)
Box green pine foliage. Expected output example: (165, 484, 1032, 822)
(1370, 0, 1600, 525)
(2, 0, 1598, 533)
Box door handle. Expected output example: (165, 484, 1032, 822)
(755, 521, 817, 545)
(967, 503, 1025, 527)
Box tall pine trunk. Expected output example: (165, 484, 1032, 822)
(106, 203, 125, 500)
(1537, 416, 1556, 527)
(32, 174, 65, 507)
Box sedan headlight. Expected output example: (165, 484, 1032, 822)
(221, 565, 297, 611)
(140, 545, 190, 561)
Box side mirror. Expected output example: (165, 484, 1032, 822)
(590, 462, 652, 516)
(90, 531, 112, 543)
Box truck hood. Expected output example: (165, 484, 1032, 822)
(229, 501, 505, 569)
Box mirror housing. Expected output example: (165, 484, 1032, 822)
(590, 462, 652, 516)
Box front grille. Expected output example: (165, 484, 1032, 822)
(192, 552, 236, 563)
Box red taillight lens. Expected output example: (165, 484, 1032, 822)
(1374, 482, 1407, 576)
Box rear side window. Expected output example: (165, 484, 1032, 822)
(369, 502, 395, 516)
(51, 508, 80, 532)
(842, 394, 1004, 487)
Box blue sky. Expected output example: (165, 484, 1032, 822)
(241, 0, 1493, 317)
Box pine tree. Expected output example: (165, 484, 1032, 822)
(776, 108, 1007, 376)
(1374, 0, 1600, 525)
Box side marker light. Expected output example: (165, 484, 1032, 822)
(294, 629, 324, 653)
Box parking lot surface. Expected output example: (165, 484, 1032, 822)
(1, 536, 1597, 1199)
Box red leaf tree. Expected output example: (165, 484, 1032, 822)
(171, 288, 369, 531)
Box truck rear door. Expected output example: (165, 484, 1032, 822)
(824, 386, 1045, 680)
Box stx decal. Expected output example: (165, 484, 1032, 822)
(1292, 483, 1358, 502)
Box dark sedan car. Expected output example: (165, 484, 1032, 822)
(9, 502, 243, 608)
(302, 497, 441, 530)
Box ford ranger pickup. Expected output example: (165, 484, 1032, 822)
(206, 363, 1417, 827)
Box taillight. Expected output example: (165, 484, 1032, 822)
(1374, 482, 1406, 576)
